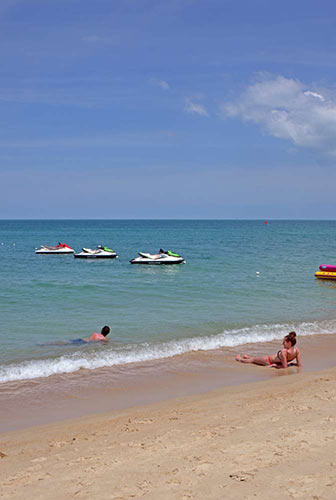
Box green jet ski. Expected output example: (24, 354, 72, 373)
(74, 245, 118, 259)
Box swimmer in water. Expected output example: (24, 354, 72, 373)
(83, 325, 110, 342)
(70, 326, 110, 344)
(40, 326, 111, 347)
(235, 331, 302, 368)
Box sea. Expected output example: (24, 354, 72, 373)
(1, 219, 336, 385)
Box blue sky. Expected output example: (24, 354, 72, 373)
(1, 0, 336, 218)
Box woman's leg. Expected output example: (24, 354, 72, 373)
(236, 354, 269, 366)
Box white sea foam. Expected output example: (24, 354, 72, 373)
(1, 319, 336, 383)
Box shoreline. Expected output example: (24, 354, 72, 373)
(1, 366, 336, 499)
(1, 333, 336, 433)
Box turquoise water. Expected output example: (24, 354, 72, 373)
(1, 219, 336, 382)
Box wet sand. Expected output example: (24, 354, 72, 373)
(1, 333, 336, 432)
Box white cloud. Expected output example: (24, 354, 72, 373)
(304, 91, 325, 101)
(221, 75, 336, 154)
(184, 97, 209, 117)
(151, 79, 170, 90)
(158, 80, 170, 90)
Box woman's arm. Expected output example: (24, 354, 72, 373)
(296, 349, 302, 367)
(279, 349, 288, 368)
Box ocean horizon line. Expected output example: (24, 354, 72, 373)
(1, 218, 336, 222)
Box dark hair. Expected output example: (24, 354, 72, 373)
(285, 331, 296, 346)
(101, 325, 110, 337)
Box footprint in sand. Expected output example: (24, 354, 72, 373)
(192, 462, 214, 476)
(49, 440, 72, 448)
(229, 471, 254, 482)
(136, 479, 152, 492)
(182, 493, 193, 499)
(31, 457, 47, 463)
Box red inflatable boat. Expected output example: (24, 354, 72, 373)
(319, 264, 336, 272)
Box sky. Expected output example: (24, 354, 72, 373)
(1, 0, 336, 219)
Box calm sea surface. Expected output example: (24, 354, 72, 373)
(1, 219, 336, 383)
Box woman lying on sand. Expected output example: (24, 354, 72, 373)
(235, 331, 302, 368)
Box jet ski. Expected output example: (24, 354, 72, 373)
(35, 242, 75, 254)
(130, 249, 186, 265)
(74, 245, 118, 259)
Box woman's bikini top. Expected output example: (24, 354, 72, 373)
(277, 348, 297, 362)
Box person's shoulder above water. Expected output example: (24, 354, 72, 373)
(86, 325, 110, 342)
(89, 332, 106, 341)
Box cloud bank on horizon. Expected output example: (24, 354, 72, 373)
(221, 75, 336, 155)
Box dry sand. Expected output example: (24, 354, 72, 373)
(1, 366, 336, 500)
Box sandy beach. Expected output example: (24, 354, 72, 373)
(1, 360, 336, 500)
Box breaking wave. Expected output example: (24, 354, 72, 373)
(1, 319, 336, 383)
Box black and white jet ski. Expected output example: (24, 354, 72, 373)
(35, 242, 75, 254)
(130, 249, 186, 265)
(74, 246, 118, 259)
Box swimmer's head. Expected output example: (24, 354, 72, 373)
(101, 325, 110, 337)
(284, 331, 296, 346)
